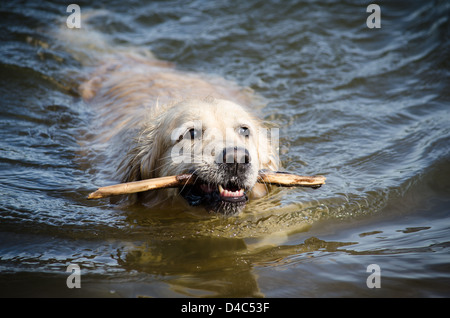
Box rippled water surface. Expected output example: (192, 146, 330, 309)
(1, 0, 449, 297)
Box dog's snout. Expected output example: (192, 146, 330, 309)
(221, 146, 251, 164)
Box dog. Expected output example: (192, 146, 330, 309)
(65, 24, 279, 215)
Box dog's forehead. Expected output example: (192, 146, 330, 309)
(177, 99, 253, 127)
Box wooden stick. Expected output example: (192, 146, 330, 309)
(257, 170, 326, 188)
(87, 174, 195, 199)
(87, 171, 325, 200)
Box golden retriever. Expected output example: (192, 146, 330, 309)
(62, 22, 279, 215)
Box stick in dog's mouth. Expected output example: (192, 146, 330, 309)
(87, 170, 326, 200)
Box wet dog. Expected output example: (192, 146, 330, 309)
(63, 23, 279, 215)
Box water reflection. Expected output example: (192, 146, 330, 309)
(114, 234, 357, 297)
(117, 237, 261, 297)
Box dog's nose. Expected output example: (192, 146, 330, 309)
(222, 146, 251, 164)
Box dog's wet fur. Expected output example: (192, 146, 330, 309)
(60, 19, 279, 215)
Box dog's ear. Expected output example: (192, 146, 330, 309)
(111, 128, 163, 205)
(116, 149, 141, 184)
(116, 126, 162, 183)
(118, 145, 162, 183)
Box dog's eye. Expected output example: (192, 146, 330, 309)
(184, 128, 200, 140)
(238, 126, 250, 137)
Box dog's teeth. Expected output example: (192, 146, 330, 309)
(218, 185, 245, 197)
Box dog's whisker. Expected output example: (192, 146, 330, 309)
(260, 179, 270, 194)
(178, 167, 202, 194)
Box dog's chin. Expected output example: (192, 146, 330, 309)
(179, 176, 250, 215)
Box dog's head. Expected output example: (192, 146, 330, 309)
(119, 99, 279, 215)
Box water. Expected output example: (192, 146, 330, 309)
(0, 0, 449, 297)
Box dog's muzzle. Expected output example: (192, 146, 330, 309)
(180, 146, 253, 215)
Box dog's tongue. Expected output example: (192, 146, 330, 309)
(218, 185, 244, 198)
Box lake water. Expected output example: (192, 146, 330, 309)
(0, 0, 449, 297)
